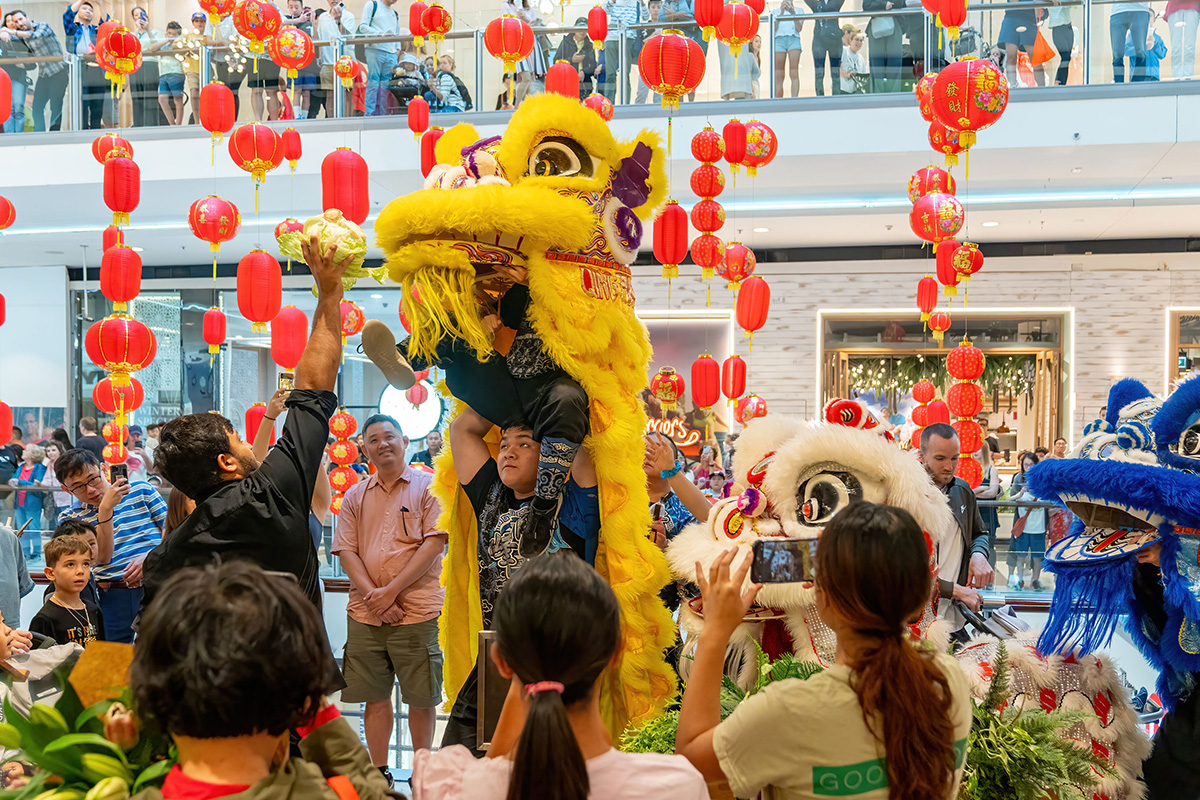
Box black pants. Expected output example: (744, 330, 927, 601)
(403, 336, 589, 443)
(217, 63, 245, 119)
(129, 60, 160, 126)
(812, 34, 841, 96)
(81, 68, 107, 130)
(1143, 688, 1200, 799)
(441, 670, 484, 756)
(1052, 24, 1073, 85)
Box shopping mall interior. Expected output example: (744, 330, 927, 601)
(2, 0, 1200, 795)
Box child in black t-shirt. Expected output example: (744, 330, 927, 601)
(30, 534, 104, 647)
(41, 520, 102, 611)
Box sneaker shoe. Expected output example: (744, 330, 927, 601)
(1007, 573, 1019, 590)
(378, 766, 394, 789)
(1032, 580, 1043, 591)
(518, 497, 561, 558)
(362, 319, 417, 390)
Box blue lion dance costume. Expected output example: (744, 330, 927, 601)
(1030, 375, 1200, 797)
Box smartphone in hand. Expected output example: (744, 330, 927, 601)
(109, 463, 129, 482)
(751, 538, 818, 584)
(278, 371, 295, 392)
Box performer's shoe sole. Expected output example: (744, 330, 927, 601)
(362, 319, 417, 390)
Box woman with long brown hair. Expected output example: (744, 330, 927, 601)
(676, 502, 972, 800)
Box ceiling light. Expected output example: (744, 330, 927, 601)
(1071, 167, 1082, 174)
(981, 221, 999, 227)
(44, 250, 63, 255)
(752, 227, 769, 233)
(131, 246, 144, 252)
(1162, 176, 1174, 181)
(370, 293, 383, 299)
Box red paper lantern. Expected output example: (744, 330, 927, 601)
(911, 404, 930, 427)
(485, 15, 534, 73)
(583, 93, 613, 121)
(690, 199, 725, 234)
(329, 465, 359, 493)
(587, 5, 607, 50)
(653, 201, 689, 279)
(0, 294, 4, 327)
(691, 234, 725, 280)
(96, 27, 141, 88)
(650, 366, 686, 412)
(330, 493, 345, 515)
(268, 28, 314, 80)
(203, 307, 227, 355)
(100, 245, 142, 312)
(274, 218, 303, 269)
(103, 225, 124, 253)
(0, 197, 12, 231)
(720, 242, 756, 289)
(910, 192, 965, 248)
(96, 19, 120, 50)
(691, 125, 725, 163)
(103, 443, 129, 465)
(92, 133, 133, 164)
(912, 379, 936, 404)
(695, 0, 722, 40)
(408, 96, 429, 139)
(948, 383, 984, 419)
(736, 275, 770, 342)
(947, 339, 985, 380)
(691, 354, 721, 410)
(690, 163, 725, 198)
(745, 0, 765, 12)
(716, 1, 758, 58)
(932, 58, 1009, 149)
(246, 402, 276, 446)
(422, 1, 452, 46)
(334, 56, 356, 88)
(736, 394, 767, 425)
(279, 127, 302, 173)
(406, 383, 430, 408)
(330, 411, 358, 439)
(421, 127, 444, 178)
(199, 0, 237, 21)
(723, 118, 747, 175)
(956, 455, 982, 488)
(328, 439, 359, 466)
(908, 164, 956, 203)
(414, 369, 430, 382)
(939, 0, 967, 39)
(229, 123, 283, 204)
(722, 354, 746, 402)
(914, 72, 937, 122)
(200, 82, 236, 147)
(409, 1, 428, 48)
(0, 69, 10, 126)
(927, 399, 951, 425)
(953, 241, 984, 282)
(102, 422, 128, 445)
(340, 299, 365, 344)
(928, 311, 952, 345)
(546, 60, 580, 99)
(917, 275, 938, 321)
(237, 250, 282, 332)
(92, 377, 144, 416)
(936, 239, 962, 297)
(271, 305, 308, 369)
(0, 404, 10, 443)
(188, 196, 241, 266)
(232, 0, 282, 54)
(322, 147, 370, 226)
(85, 315, 157, 384)
(638, 30, 705, 111)
(742, 120, 777, 177)
(104, 156, 140, 227)
(929, 120, 967, 167)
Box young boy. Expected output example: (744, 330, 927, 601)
(43, 520, 101, 613)
(29, 535, 104, 647)
(128, 561, 398, 800)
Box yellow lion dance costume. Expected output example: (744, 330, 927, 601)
(374, 93, 675, 736)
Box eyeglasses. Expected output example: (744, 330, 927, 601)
(65, 473, 102, 494)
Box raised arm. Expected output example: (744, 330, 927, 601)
(448, 406, 494, 486)
(252, 389, 290, 462)
(296, 235, 349, 392)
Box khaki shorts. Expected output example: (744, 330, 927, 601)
(185, 71, 200, 92)
(320, 64, 337, 92)
(341, 616, 443, 708)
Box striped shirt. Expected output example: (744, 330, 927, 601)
(62, 482, 167, 581)
(604, 0, 644, 40)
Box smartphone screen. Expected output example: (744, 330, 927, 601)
(649, 502, 664, 522)
(109, 463, 128, 482)
(751, 538, 818, 584)
(278, 371, 295, 391)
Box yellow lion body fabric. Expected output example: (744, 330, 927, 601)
(374, 94, 676, 736)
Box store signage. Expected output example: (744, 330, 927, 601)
(645, 417, 701, 447)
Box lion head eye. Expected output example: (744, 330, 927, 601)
(1179, 424, 1200, 458)
(527, 137, 594, 179)
(795, 471, 862, 528)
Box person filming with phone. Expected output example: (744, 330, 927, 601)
(56, 447, 167, 643)
(144, 234, 351, 624)
(676, 502, 973, 800)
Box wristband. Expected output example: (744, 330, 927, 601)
(660, 464, 682, 480)
(264, 416, 277, 421)
(97, 516, 113, 525)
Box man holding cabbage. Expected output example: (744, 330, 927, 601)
(142, 235, 352, 626)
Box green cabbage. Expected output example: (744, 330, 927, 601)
(278, 209, 384, 291)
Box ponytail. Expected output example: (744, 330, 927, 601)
(816, 503, 958, 800)
(506, 688, 589, 800)
(492, 553, 621, 800)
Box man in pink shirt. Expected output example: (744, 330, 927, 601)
(332, 413, 446, 786)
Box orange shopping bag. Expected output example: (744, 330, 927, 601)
(1017, 51, 1036, 85)
(1032, 28, 1057, 65)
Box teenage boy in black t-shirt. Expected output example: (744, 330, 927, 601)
(30, 534, 104, 646)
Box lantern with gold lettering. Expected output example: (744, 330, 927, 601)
(651, 366, 686, 413)
(910, 192, 964, 249)
(932, 58, 1009, 150)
